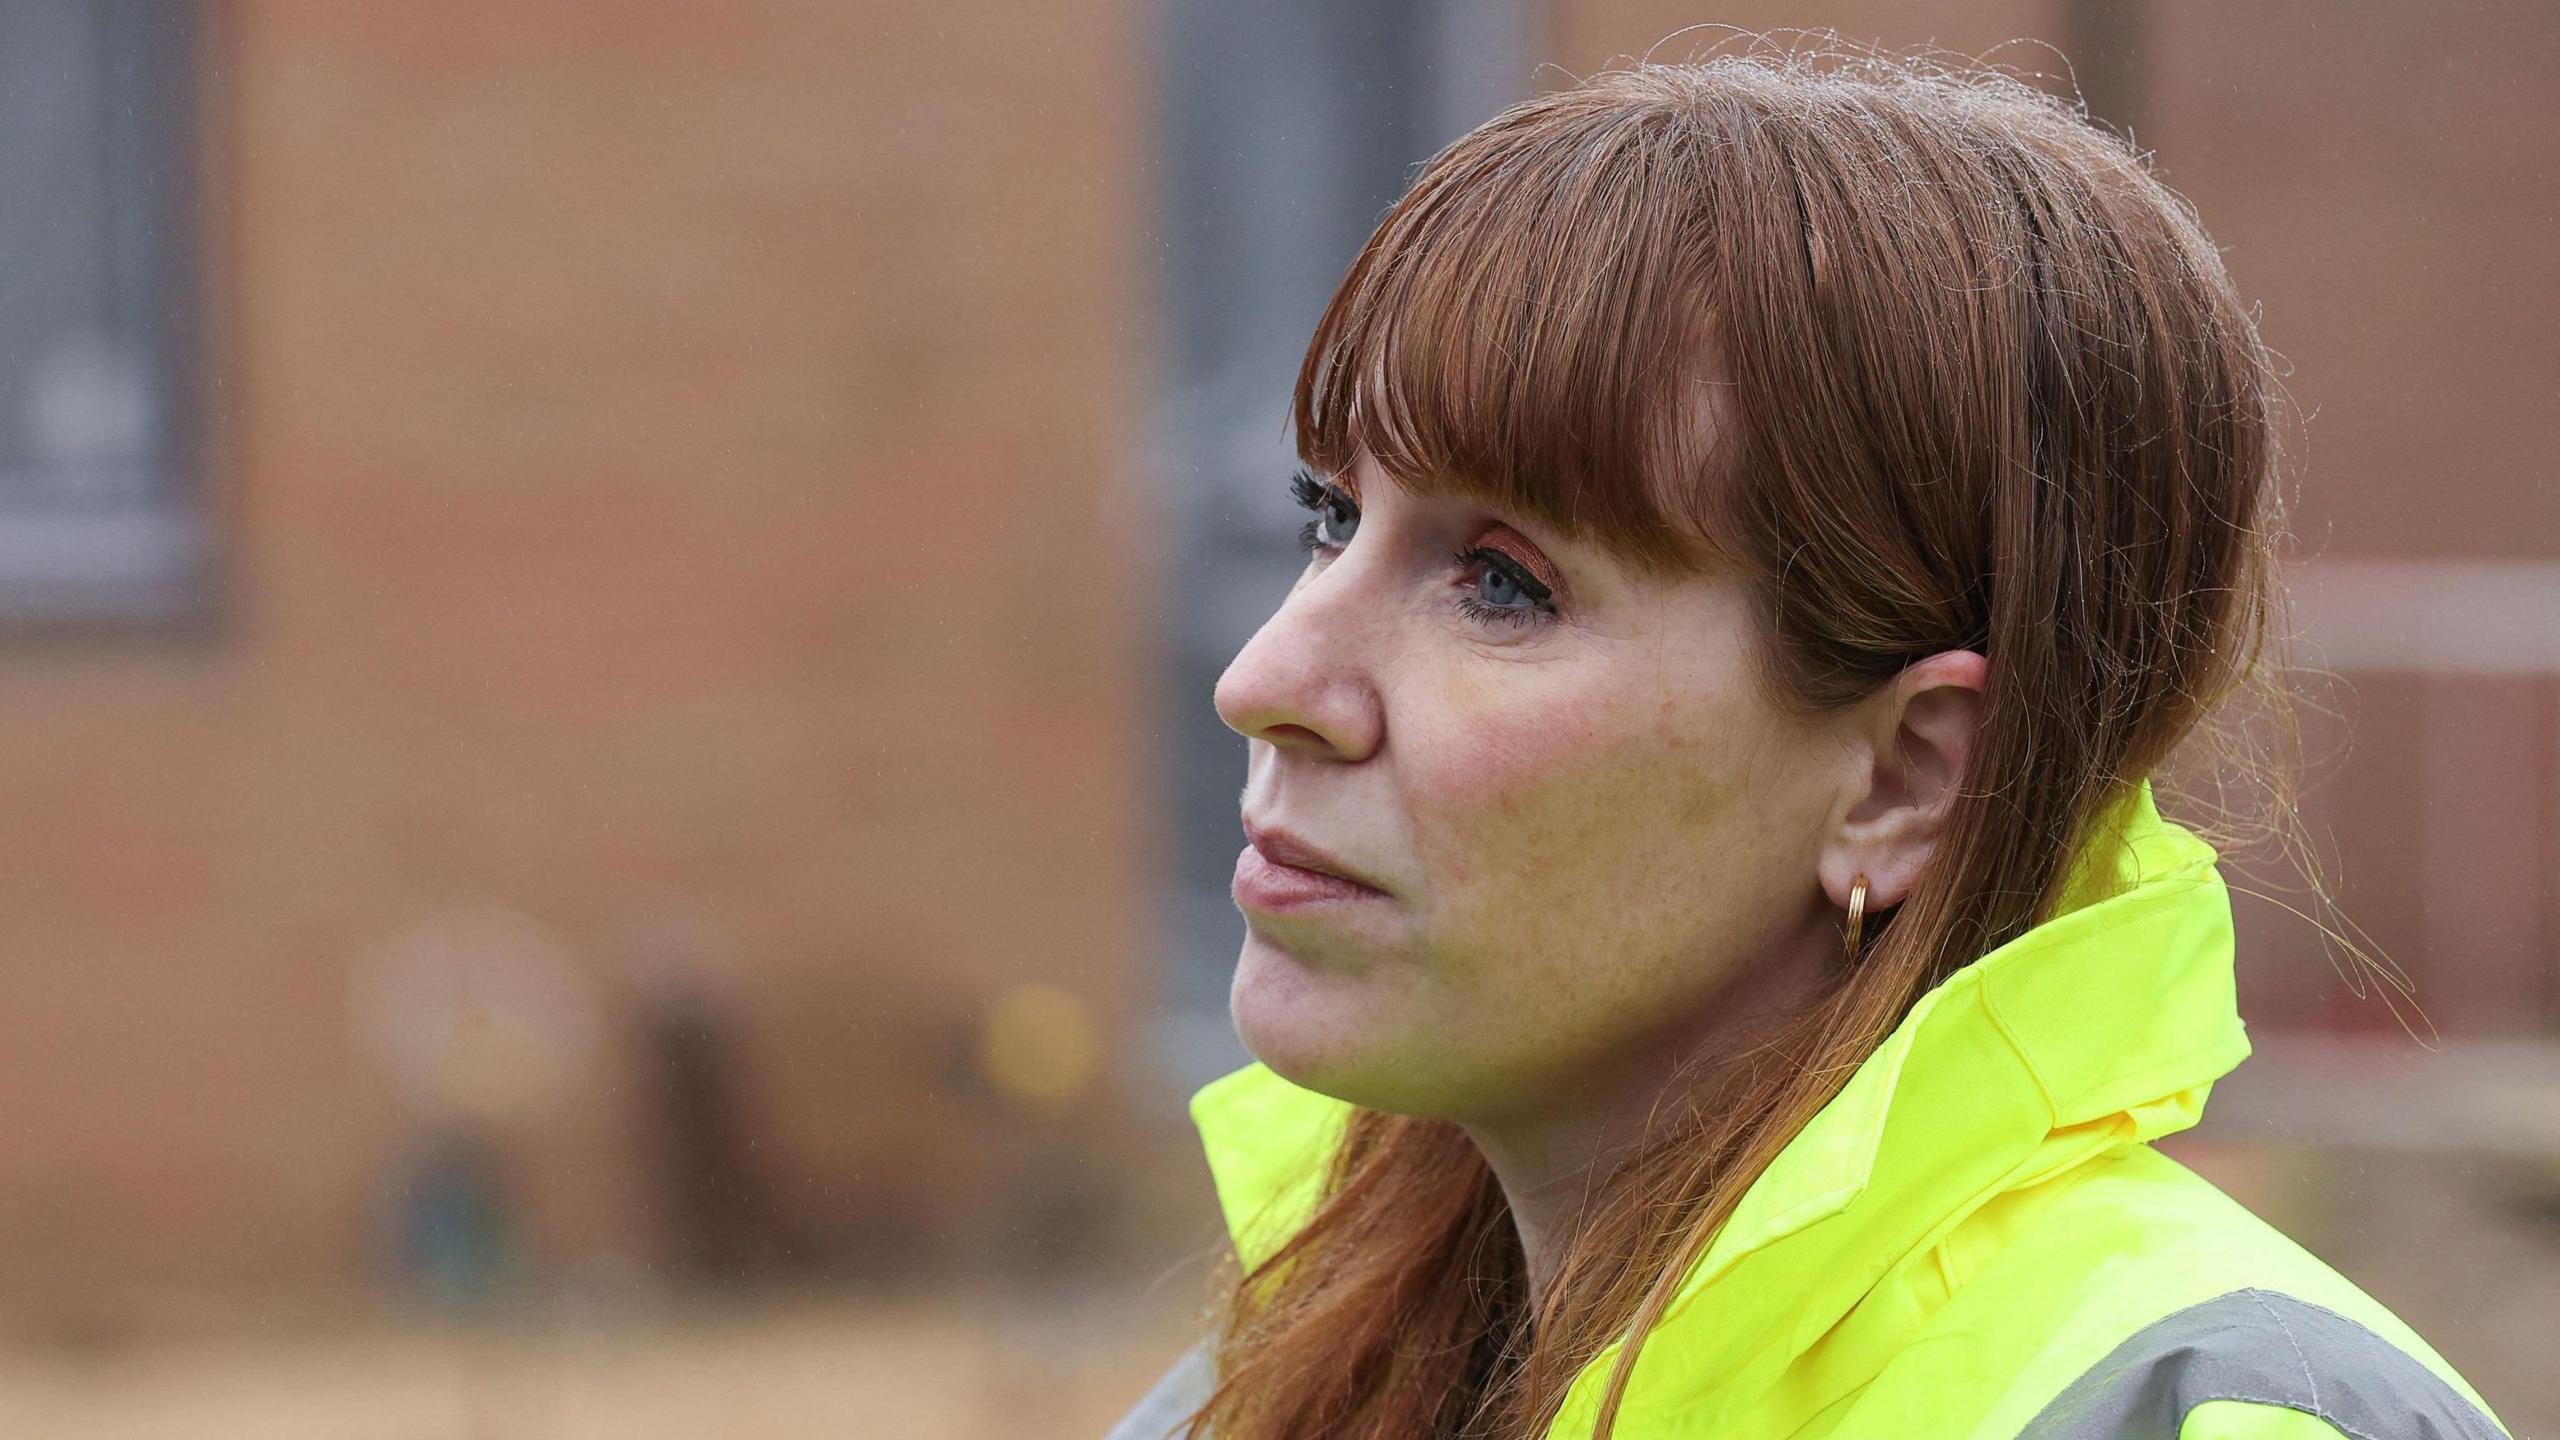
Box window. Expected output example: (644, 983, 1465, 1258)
(0, 1, 212, 627)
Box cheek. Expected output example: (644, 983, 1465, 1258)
(1409, 683, 1770, 967)
(1398, 672, 1830, 1097)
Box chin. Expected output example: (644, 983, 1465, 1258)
(1230, 930, 1393, 1101)
(1232, 936, 1480, 1117)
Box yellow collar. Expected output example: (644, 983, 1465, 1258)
(1187, 777, 2250, 1427)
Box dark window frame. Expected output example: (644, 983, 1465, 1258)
(0, 0, 220, 637)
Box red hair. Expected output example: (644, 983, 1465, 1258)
(1182, 37, 2312, 1440)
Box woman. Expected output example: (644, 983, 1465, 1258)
(1110, 45, 2516, 1440)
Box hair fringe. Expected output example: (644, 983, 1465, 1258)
(1181, 30, 2391, 1440)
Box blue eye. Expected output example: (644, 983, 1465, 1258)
(1288, 468, 1358, 554)
(1452, 546, 1559, 630)
(1283, 470, 1560, 633)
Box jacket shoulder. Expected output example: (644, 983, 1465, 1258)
(1819, 1145, 2514, 1440)
(2007, 1286, 2512, 1440)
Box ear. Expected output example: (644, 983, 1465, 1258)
(1821, 650, 1987, 912)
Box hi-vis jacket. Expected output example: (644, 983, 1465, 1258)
(1108, 779, 2517, 1439)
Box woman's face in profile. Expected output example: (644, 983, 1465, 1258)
(1214, 451, 1859, 1124)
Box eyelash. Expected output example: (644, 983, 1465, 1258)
(1286, 469, 1558, 631)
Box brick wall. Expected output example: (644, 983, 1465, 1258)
(0, 0, 1151, 1322)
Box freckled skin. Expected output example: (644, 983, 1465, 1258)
(1214, 455, 1868, 1174)
(1215, 451, 1990, 1302)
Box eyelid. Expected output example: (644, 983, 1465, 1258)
(1472, 526, 1564, 600)
(1287, 471, 1568, 607)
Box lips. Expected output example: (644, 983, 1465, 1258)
(1233, 814, 1392, 901)
(1238, 820, 1389, 896)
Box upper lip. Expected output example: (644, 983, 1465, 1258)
(1242, 818, 1389, 894)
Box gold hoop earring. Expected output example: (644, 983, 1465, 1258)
(1843, 873, 1869, 965)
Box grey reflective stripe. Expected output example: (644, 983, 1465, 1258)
(1103, 1339, 1216, 1440)
(2016, 1287, 2509, 1440)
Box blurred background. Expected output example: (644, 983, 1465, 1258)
(0, 0, 2548, 1435)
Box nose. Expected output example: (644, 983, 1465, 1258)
(1213, 560, 1385, 762)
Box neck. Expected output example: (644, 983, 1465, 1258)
(1459, 910, 1840, 1311)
